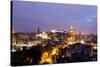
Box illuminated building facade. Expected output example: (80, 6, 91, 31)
(36, 32, 50, 39)
(12, 29, 16, 46)
(12, 34, 16, 46)
(68, 26, 75, 44)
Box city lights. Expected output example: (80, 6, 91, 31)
(11, 26, 97, 65)
(11, 1, 97, 66)
(80, 40, 85, 44)
(40, 52, 52, 64)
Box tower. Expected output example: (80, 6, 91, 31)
(68, 26, 75, 44)
(79, 31, 82, 40)
(37, 27, 40, 33)
(79, 31, 81, 36)
(12, 34, 16, 46)
(12, 28, 15, 33)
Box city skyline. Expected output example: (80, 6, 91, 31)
(12, 1, 97, 34)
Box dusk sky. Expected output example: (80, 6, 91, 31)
(12, 1, 97, 34)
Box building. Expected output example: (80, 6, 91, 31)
(36, 32, 50, 39)
(12, 33, 16, 46)
(67, 26, 75, 44)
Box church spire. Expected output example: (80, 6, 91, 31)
(37, 27, 40, 33)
